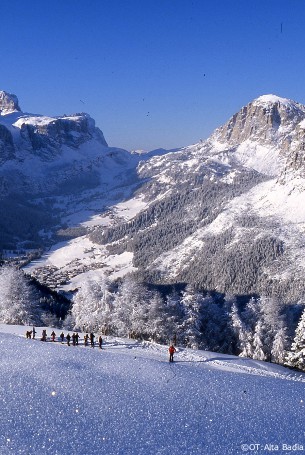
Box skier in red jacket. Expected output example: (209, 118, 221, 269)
(169, 344, 176, 362)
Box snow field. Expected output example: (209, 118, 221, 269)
(0, 325, 304, 455)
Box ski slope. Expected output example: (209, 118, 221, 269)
(0, 325, 304, 455)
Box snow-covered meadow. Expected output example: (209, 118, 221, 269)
(0, 325, 304, 454)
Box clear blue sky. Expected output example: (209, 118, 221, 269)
(1, 0, 305, 151)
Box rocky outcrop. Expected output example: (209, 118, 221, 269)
(18, 114, 108, 157)
(0, 91, 21, 114)
(212, 95, 305, 151)
(280, 119, 305, 181)
(0, 90, 108, 163)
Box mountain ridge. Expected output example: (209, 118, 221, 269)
(1, 91, 305, 303)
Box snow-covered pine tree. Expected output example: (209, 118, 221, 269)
(285, 308, 305, 371)
(252, 321, 267, 361)
(71, 279, 104, 332)
(230, 302, 253, 357)
(0, 265, 40, 324)
(147, 290, 167, 343)
(180, 285, 204, 349)
(112, 276, 150, 339)
(257, 296, 285, 361)
(163, 290, 184, 345)
(271, 325, 289, 364)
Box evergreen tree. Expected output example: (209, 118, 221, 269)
(71, 279, 104, 332)
(112, 276, 150, 338)
(252, 321, 267, 361)
(230, 302, 253, 358)
(271, 326, 289, 364)
(0, 266, 40, 325)
(147, 291, 167, 343)
(180, 285, 203, 349)
(285, 308, 305, 371)
(163, 290, 184, 344)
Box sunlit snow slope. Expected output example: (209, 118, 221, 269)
(0, 325, 304, 455)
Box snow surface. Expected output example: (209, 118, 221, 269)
(24, 193, 147, 291)
(253, 94, 299, 108)
(0, 324, 304, 455)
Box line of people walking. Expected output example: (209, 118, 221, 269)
(26, 327, 103, 349)
(27, 327, 178, 362)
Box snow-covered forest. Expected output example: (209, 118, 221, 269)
(1, 265, 304, 372)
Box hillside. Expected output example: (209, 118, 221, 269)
(22, 94, 305, 304)
(0, 324, 304, 455)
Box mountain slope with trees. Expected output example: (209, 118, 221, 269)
(2, 92, 305, 369)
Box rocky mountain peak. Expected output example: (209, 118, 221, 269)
(0, 91, 21, 114)
(212, 94, 305, 148)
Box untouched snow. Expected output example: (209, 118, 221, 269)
(0, 324, 304, 455)
(253, 94, 296, 107)
(234, 141, 283, 176)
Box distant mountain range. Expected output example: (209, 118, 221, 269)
(2, 91, 305, 303)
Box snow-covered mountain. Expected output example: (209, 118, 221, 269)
(1, 324, 304, 454)
(0, 91, 141, 250)
(3, 92, 305, 303)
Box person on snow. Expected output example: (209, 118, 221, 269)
(72, 333, 76, 346)
(66, 333, 71, 346)
(169, 344, 176, 362)
(84, 333, 89, 346)
(32, 326, 36, 339)
(60, 332, 64, 343)
(41, 330, 47, 342)
(51, 331, 56, 342)
(75, 332, 79, 346)
(98, 335, 103, 349)
(90, 332, 95, 347)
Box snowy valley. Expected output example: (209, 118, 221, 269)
(11, 93, 305, 304)
(1, 91, 305, 372)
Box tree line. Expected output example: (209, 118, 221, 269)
(0, 265, 304, 371)
(69, 274, 305, 371)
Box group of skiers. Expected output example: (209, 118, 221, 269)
(25, 327, 103, 349)
(26, 327, 177, 361)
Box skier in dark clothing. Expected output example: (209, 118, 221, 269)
(66, 333, 71, 346)
(98, 335, 103, 349)
(169, 344, 176, 362)
(51, 331, 56, 342)
(32, 327, 36, 339)
(75, 333, 79, 345)
(90, 332, 95, 347)
(72, 333, 76, 346)
(41, 330, 47, 342)
(60, 332, 64, 343)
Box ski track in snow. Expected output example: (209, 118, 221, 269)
(0, 324, 304, 455)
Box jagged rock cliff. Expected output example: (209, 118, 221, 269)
(212, 95, 305, 148)
(0, 91, 21, 114)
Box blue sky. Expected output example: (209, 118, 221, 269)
(1, 0, 305, 150)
